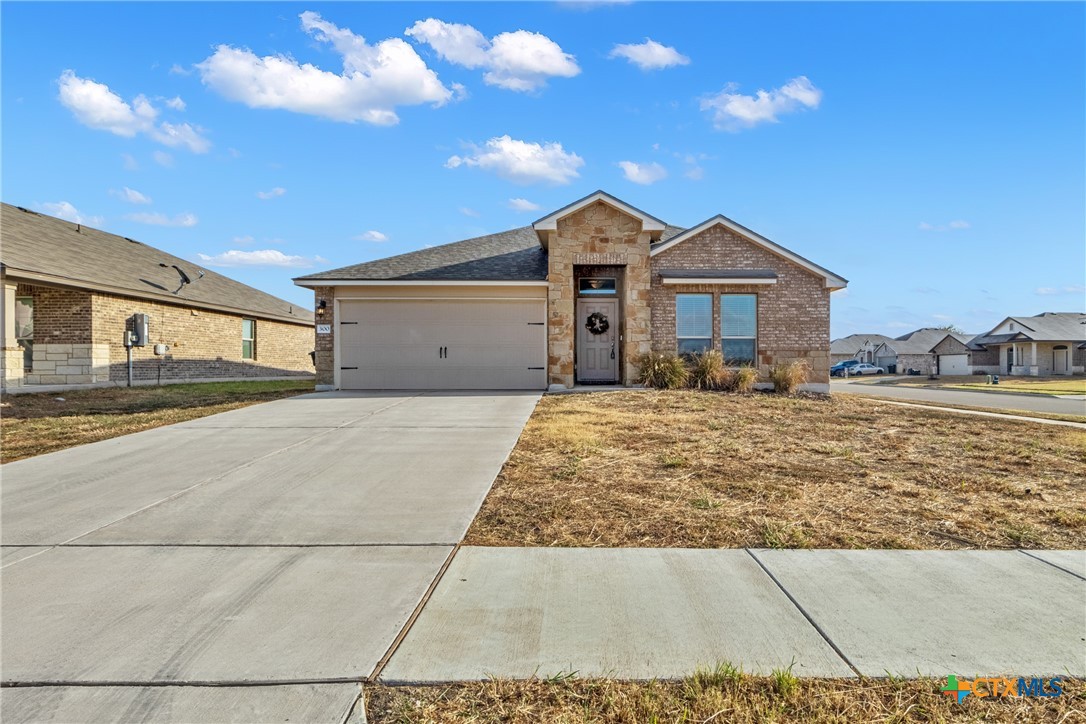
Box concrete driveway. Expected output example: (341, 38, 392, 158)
(0, 390, 540, 722)
(831, 379, 1086, 416)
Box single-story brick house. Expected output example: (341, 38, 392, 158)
(830, 334, 895, 366)
(962, 312, 1085, 376)
(294, 191, 847, 392)
(831, 327, 962, 375)
(1, 203, 314, 390)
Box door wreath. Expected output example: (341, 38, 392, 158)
(585, 312, 610, 335)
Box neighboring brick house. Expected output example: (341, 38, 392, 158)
(1, 203, 314, 390)
(831, 334, 894, 366)
(967, 312, 1086, 376)
(294, 191, 846, 392)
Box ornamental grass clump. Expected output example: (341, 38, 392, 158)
(637, 351, 688, 389)
(768, 360, 810, 395)
(733, 365, 759, 393)
(688, 350, 733, 391)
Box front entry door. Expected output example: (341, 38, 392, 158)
(576, 298, 618, 383)
(1006, 346, 1014, 373)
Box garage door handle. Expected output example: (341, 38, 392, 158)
(340, 366, 358, 370)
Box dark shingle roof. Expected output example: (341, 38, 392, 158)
(297, 222, 688, 283)
(1, 203, 312, 325)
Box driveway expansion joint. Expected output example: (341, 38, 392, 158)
(745, 548, 863, 678)
(1018, 549, 1086, 581)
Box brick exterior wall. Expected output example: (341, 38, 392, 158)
(13, 283, 313, 385)
(650, 225, 831, 384)
(312, 285, 335, 388)
(548, 202, 652, 387)
(93, 292, 313, 382)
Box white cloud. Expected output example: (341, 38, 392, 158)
(164, 96, 186, 111)
(406, 19, 580, 92)
(1035, 285, 1086, 296)
(57, 70, 210, 152)
(232, 235, 256, 245)
(126, 211, 198, 227)
(39, 201, 103, 226)
(256, 187, 286, 200)
(153, 150, 174, 167)
(121, 153, 139, 170)
(609, 39, 690, 71)
(508, 197, 541, 212)
(198, 11, 451, 125)
(110, 187, 152, 205)
(355, 230, 389, 242)
(701, 75, 822, 131)
(459, 206, 481, 217)
(684, 166, 705, 181)
(169, 63, 192, 76)
(919, 220, 970, 232)
(446, 135, 583, 185)
(197, 249, 325, 268)
(618, 160, 668, 185)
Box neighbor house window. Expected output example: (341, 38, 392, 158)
(676, 294, 712, 355)
(15, 296, 32, 371)
(242, 319, 256, 359)
(721, 294, 757, 365)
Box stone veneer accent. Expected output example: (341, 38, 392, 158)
(547, 201, 653, 387)
(312, 285, 336, 388)
(650, 224, 831, 384)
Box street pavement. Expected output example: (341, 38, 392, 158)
(831, 378, 1086, 416)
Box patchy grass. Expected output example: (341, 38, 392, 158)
(0, 380, 314, 463)
(366, 674, 1085, 723)
(464, 391, 1086, 550)
(845, 397, 1086, 425)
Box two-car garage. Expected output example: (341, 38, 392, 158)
(336, 297, 547, 390)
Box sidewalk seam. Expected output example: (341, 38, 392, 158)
(368, 543, 461, 683)
(1017, 550, 1086, 582)
(745, 549, 862, 678)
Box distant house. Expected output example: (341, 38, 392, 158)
(966, 312, 1085, 376)
(1, 203, 314, 390)
(832, 327, 961, 374)
(830, 334, 895, 366)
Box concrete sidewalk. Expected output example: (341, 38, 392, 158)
(382, 547, 1086, 682)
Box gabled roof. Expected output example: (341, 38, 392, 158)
(877, 328, 971, 355)
(830, 333, 896, 355)
(649, 214, 848, 290)
(1, 203, 312, 325)
(972, 312, 1086, 346)
(532, 190, 667, 249)
(295, 227, 548, 284)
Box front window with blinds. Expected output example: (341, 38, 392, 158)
(676, 294, 712, 355)
(721, 294, 756, 365)
(242, 319, 256, 360)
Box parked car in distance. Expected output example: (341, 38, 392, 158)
(851, 363, 885, 375)
(830, 359, 860, 377)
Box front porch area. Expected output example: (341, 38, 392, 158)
(1001, 341, 1079, 376)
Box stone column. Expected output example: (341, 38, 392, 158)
(1, 280, 24, 389)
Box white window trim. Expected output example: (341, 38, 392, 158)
(675, 293, 713, 352)
(721, 293, 757, 365)
(242, 319, 256, 360)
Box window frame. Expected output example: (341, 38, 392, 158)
(578, 277, 617, 296)
(242, 318, 256, 360)
(720, 293, 757, 366)
(675, 293, 713, 356)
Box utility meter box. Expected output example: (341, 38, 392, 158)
(153, 343, 170, 356)
(128, 313, 150, 347)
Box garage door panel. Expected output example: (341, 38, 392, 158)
(938, 354, 969, 375)
(339, 299, 546, 390)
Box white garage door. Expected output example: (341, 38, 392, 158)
(338, 299, 547, 390)
(938, 354, 970, 375)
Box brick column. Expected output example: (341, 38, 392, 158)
(1, 280, 24, 389)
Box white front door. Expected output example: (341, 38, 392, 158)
(338, 299, 547, 390)
(1054, 346, 1069, 375)
(576, 298, 618, 383)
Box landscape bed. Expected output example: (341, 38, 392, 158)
(366, 674, 1084, 723)
(0, 379, 315, 463)
(464, 391, 1086, 550)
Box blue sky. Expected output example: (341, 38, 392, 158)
(3, 1, 1083, 338)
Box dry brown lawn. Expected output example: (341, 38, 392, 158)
(366, 675, 1085, 723)
(0, 380, 314, 463)
(464, 391, 1086, 550)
